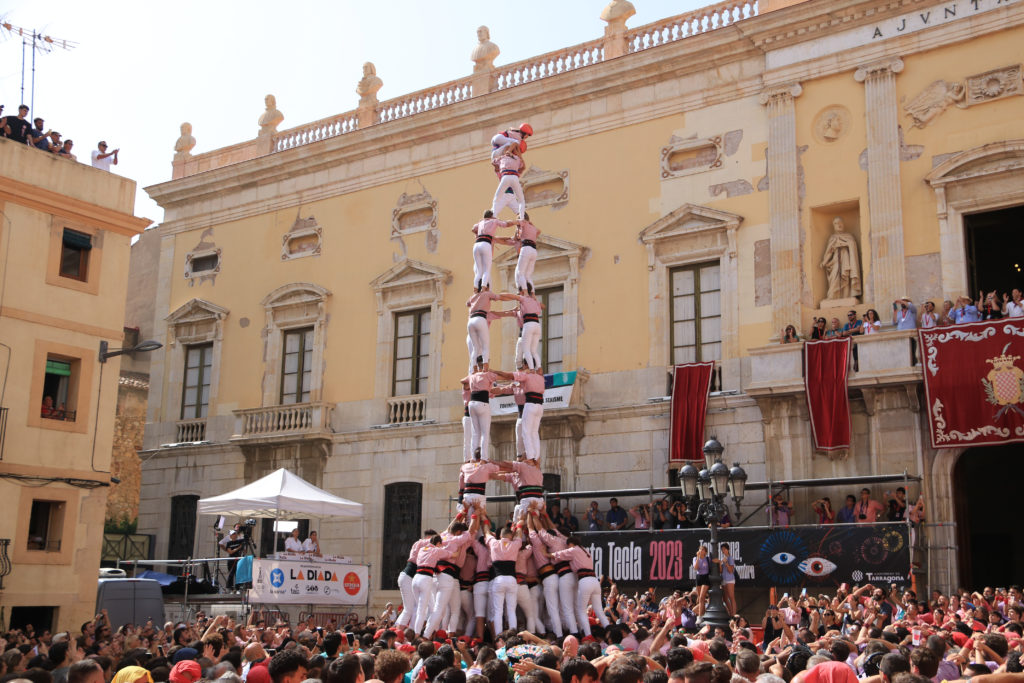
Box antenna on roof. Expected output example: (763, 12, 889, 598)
(0, 18, 79, 114)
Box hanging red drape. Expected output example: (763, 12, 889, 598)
(804, 338, 852, 452)
(669, 361, 715, 461)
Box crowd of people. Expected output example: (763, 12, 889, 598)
(782, 289, 1024, 344)
(4, 583, 1024, 683)
(1, 103, 119, 170)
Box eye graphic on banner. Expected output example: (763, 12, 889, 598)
(772, 552, 798, 565)
(798, 557, 837, 577)
(760, 530, 809, 585)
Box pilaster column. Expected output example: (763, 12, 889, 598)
(759, 83, 803, 335)
(855, 57, 906, 306)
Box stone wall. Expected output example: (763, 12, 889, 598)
(107, 375, 149, 523)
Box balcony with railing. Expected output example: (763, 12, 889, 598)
(175, 418, 207, 443)
(232, 402, 334, 441)
(171, 1, 759, 178)
(387, 395, 428, 425)
(746, 330, 922, 396)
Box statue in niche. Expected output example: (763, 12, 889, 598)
(820, 217, 862, 301)
(471, 26, 500, 73)
(258, 94, 284, 136)
(356, 62, 383, 107)
(174, 122, 196, 161)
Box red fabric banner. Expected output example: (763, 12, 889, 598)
(669, 361, 715, 461)
(804, 338, 852, 452)
(920, 320, 1024, 448)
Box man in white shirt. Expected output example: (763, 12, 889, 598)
(302, 531, 321, 556)
(91, 141, 118, 171)
(283, 528, 303, 553)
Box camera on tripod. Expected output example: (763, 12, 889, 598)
(240, 518, 257, 538)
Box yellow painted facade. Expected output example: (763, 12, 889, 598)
(140, 0, 1024, 604)
(0, 139, 149, 631)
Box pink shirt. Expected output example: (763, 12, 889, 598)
(519, 296, 542, 317)
(416, 543, 454, 568)
(473, 218, 507, 238)
(538, 529, 568, 555)
(472, 537, 492, 572)
(524, 554, 538, 580)
(550, 545, 593, 572)
(442, 531, 473, 565)
(469, 371, 497, 393)
(462, 387, 471, 403)
(486, 536, 523, 562)
(528, 531, 552, 568)
(460, 554, 477, 580)
(513, 371, 545, 395)
(515, 546, 531, 574)
(513, 381, 525, 405)
(407, 537, 430, 563)
(459, 460, 500, 488)
(518, 220, 539, 242)
(855, 498, 885, 523)
(499, 155, 523, 175)
(467, 291, 499, 313)
(508, 460, 543, 488)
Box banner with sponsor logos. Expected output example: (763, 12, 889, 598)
(576, 523, 909, 588)
(249, 558, 368, 605)
(490, 371, 576, 415)
(919, 320, 1024, 448)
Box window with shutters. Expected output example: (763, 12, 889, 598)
(58, 229, 91, 281)
(392, 310, 430, 397)
(280, 327, 314, 404)
(381, 482, 422, 590)
(670, 263, 721, 364)
(168, 495, 199, 563)
(181, 343, 213, 419)
(46, 223, 104, 295)
(536, 287, 564, 373)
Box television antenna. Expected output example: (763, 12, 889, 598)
(0, 19, 78, 115)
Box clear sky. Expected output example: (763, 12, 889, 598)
(1, 0, 714, 224)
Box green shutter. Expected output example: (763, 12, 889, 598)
(62, 229, 92, 250)
(45, 360, 72, 376)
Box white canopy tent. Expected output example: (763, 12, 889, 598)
(198, 468, 364, 559)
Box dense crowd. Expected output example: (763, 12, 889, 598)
(2, 583, 1023, 683)
(1, 103, 119, 170)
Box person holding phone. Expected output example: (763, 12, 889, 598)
(693, 545, 711, 616)
(714, 543, 737, 616)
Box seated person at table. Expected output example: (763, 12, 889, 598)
(303, 530, 321, 556)
(284, 527, 304, 552)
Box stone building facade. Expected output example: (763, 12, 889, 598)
(140, 0, 1024, 609)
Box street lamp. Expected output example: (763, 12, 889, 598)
(678, 437, 747, 628)
(98, 339, 163, 363)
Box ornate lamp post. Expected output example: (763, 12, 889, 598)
(678, 437, 747, 628)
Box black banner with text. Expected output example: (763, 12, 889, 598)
(575, 523, 910, 588)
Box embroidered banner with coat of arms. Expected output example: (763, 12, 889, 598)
(919, 320, 1024, 448)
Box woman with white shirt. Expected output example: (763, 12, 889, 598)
(284, 528, 303, 553)
(863, 309, 881, 334)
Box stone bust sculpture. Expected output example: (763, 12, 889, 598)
(823, 113, 842, 140)
(471, 25, 500, 73)
(258, 94, 284, 136)
(820, 217, 862, 301)
(174, 122, 196, 161)
(356, 62, 383, 107)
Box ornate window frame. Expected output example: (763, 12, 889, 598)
(494, 235, 588, 372)
(281, 216, 323, 262)
(659, 135, 723, 179)
(925, 140, 1024, 299)
(639, 204, 742, 387)
(164, 298, 229, 423)
(260, 283, 331, 407)
(184, 247, 222, 283)
(370, 260, 450, 401)
(521, 166, 570, 211)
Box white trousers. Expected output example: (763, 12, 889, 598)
(517, 582, 541, 634)
(460, 492, 486, 517)
(558, 572, 579, 633)
(521, 402, 543, 460)
(512, 497, 545, 523)
(411, 573, 436, 635)
(468, 400, 491, 460)
(515, 245, 538, 293)
(467, 316, 490, 365)
(522, 321, 542, 370)
(396, 571, 415, 627)
(489, 574, 519, 632)
(460, 588, 475, 634)
(576, 575, 608, 637)
(461, 414, 472, 463)
(530, 583, 545, 634)
(515, 410, 525, 457)
(423, 572, 459, 637)
(473, 580, 491, 617)
(492, 175, 525, 219)
(541, 573, 563, 637)
(515, 330, 524, 369)
(491, 134, 519, 159)
(472, 241, 493, 289)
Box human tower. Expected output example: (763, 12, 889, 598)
(392, 124, 609, 642)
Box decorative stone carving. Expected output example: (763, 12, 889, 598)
(819, 217, 862, 304)
(185, 228, 220, 286)
(965, 65, 1023, 106)
(600, 0, 636, 59)
(660, 135, 723, 179)
(813, 105, 851, 142)
(281, 215, 322, 261)
(521, 166, 570, 210)
(174, 122, 196, 161)
(356, 62, 383, 108)
(471, 26, 500, 74)
(391, 184, 440, 256)
(258, 94, 284, 137)
(903, 80, 966, 128)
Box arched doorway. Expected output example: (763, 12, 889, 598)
(954, 445, 1024, 588)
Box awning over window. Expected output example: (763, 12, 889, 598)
(45, 360, 72, 376)
(62, 229, 92, 250)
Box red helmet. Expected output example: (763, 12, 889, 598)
(518, 123, 534, 137)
